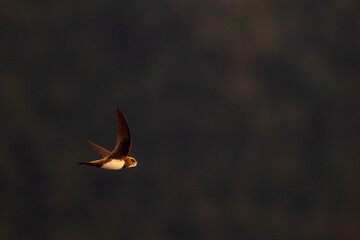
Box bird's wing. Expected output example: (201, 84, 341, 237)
(81, 137, 111, 157)
(108, 107, 132, 158)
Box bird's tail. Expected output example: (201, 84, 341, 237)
(78, 162, 101, 167)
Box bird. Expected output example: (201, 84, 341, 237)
(78, 107, 137, 170)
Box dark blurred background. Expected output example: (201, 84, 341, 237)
(1, 1, 359, 239)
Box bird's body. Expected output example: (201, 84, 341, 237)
(79, 158, 125, 170)
(101, 159, 125, 170)
(79, 108, 137, 170)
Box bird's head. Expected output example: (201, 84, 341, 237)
(126, 157, 137, 168)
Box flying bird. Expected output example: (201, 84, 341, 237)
(78, 107, 137, 170)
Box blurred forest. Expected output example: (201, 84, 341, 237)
(1, 0, 360, 239)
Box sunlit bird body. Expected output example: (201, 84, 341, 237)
(79, 107, 137, 170)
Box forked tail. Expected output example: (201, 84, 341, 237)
(78, 162, 101, 168)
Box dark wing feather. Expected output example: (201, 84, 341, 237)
(108, 108, 132, 158)
(80, 137, 111, 157)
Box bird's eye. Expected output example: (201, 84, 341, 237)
(131, 159, 135, 162)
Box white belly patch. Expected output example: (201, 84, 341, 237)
(101, 159, 125, 170)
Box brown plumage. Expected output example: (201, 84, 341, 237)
(78, 107, 137, 170)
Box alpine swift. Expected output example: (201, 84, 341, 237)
(78, 107, 137, 170)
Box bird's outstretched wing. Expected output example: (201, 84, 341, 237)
(80, 137, 111, 157)
(108, 107, 132, 158)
